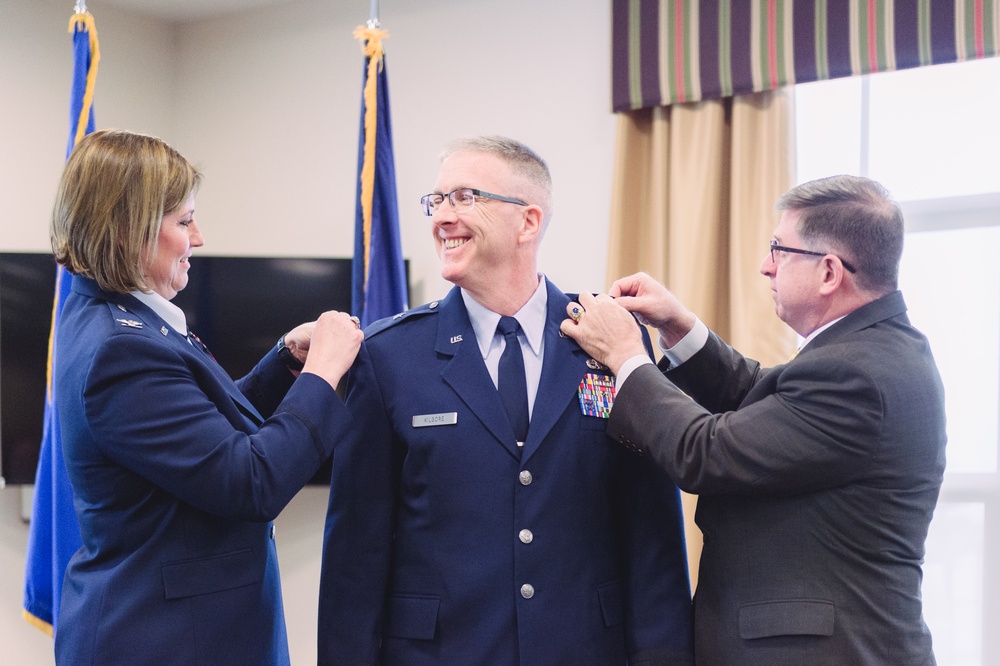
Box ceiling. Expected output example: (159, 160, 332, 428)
(88, 0, 296, 23)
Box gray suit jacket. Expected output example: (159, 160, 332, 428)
(608, 290, 946, 665)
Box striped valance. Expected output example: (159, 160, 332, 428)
(612, 0, 1000, 112)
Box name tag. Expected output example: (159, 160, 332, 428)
(412, 412, 459, 428)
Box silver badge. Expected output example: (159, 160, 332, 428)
(450, 335, 463, 344)
(116, 319, 143, 328)
(586, 358, 607, 370)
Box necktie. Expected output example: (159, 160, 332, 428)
(496, 316, 529, 444)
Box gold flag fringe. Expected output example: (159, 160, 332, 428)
(353, 25, 389, 294)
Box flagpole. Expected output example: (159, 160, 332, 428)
(351, 4, 408, 327)
(23, 2, 97, 636)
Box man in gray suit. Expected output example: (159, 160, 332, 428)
(560, 175, 946, 665)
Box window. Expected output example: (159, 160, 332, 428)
(796, 57, 1000, 666)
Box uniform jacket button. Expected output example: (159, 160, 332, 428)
(520, 583, 535, 599)
(519, 529, 533, 544)
(519, 470, 533, 485)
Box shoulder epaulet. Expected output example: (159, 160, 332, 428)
(364, 300, 442, 338)
(104, 301, 167, 336)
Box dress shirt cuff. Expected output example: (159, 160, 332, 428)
(659, 317, 709, 369)
(616, 355, 654, 392)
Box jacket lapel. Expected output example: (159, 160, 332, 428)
(521, 282, 594, 463)
(436, 288, 523, 460)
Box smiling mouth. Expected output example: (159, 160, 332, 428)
(443, 238, 468, 250)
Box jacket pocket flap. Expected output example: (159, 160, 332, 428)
(385, 594, 440, 640)
(162, 548, 259, 600)
(739, 599, 835, 639)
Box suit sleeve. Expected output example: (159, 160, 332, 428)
(318, 341, 399, 666)
(608, 346, 885, 496)
(83, 332, 349, 521)
(664, 331, 768, 413)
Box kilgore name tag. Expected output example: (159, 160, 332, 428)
(412, 412, 459, 428)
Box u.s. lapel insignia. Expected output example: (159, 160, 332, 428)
(160, 326, 169, 336)
(578, 372, 616, 419)
(450, 335, 463, 344)
(116, 318, 143, 329)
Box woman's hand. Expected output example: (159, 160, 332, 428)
(283, 312, 363, 389)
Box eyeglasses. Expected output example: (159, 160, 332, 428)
(769, 240, 857, 273)
(420, 188, 527, 216)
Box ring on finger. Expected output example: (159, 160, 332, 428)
(569, 304, 585, 323)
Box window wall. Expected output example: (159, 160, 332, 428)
(796, 57, 1000, 666)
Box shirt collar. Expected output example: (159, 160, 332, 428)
(131, 289, 188, 335)
(461, 275, 547, 358)
(799, 314, 847, 351)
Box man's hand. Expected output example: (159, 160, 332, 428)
(610, 272, 696, 348)
(560, 292, 647, 375)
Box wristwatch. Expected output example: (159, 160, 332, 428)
(276, 335, 304, 371)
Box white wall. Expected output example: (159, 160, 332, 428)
(0, 0, 616, 663)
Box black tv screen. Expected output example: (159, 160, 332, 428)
(0, 253, 374, 486)
(0, 253, 57, 486)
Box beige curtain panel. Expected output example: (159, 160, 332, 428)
(606, 88, 797, 585)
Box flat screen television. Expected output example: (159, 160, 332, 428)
(0, 253, 381, 486)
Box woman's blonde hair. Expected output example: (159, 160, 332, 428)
(51, 129, 202, 294)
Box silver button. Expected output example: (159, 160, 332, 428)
(519, 470, 533, 486)
(520, 583, 535, 599)
(429, 301, 439, 309)
(519, 529, 533, 544)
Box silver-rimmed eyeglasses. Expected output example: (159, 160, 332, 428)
(769, 239, 857, 274)
(420, 188, 527, 216)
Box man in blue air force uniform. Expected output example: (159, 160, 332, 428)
(318, 136, 694, 665)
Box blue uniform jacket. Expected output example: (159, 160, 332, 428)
(53, 275, 350, 666)
(318, 279, 694, 665)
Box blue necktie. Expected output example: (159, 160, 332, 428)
(496, 316, 529, 444)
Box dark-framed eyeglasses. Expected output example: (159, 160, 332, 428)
(769, 240, 857, 274)
(420, 188, 527, 217)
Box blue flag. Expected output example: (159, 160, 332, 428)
(352, 26, 408, 328)
(22, 11, 99, 637)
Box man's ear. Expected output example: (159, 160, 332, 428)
(817, 255, 845, 296)
(518, 204, 544, 244)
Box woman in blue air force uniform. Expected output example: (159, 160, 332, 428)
(50, 129, 362, 665)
